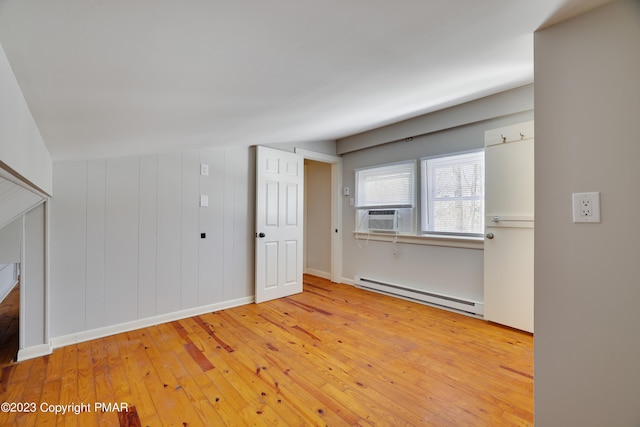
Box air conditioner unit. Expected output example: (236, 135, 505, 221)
(367, 209, 398, 231)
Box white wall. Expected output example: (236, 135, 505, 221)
(0, 216, 21, 263)
(304, 160, 332, 278)
(23, 203, 46, 349)
(0, 42, 52, 195)
(337, 85, 534, 154)
(341, 105, 533, 303)
(266, 139, 337, 156)
(0, 217, 20, 303)
(50, 147, 254, 340)
(0, 263, 17, 304)
(534, 1, 640, 425)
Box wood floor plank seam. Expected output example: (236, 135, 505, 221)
(0, 275, 533, 426)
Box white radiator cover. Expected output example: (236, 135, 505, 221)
(354, 275, 484, 317)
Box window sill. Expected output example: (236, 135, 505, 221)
(352, 231, 484, 250)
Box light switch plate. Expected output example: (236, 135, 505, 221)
(200, 195, 209, 207)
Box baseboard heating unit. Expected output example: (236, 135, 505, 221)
(354, 275, 484, 317)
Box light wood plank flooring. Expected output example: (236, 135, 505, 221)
(0, 275, 533, 426)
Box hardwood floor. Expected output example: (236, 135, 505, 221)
(0, 275, 533, 426)
(0, 283, 19, 367)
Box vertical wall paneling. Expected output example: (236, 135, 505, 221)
(156, 154, 182, 313)
(50, 161, 87, 337)
(49, 147, 256, 345)
(181, 153, 199, 309)
(85, 160, 106, 329)
(23, 203, 46, 347)
(198, 150, 224, 304)
(233, 148, 252, 300)
(138, 156, 158, 319)
(222, 149, 235, 300)
(104, 158, 139, 326)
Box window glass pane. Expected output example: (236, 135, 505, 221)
(432, 200, 484, 233)
(421, 150, 484, 235)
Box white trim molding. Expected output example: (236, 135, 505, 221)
(304, 268, 332, 280)
(295, 147, 344, 283)
(50, 296, 254, 350)
(17, 343, 52, 362)
(294, 148, 341, 163)
(352, 231, 484, 250)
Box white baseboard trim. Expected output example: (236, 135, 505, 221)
(341, 277, 355, 286)
(304, 268, 332, 280)
(17, 343, 53, 362)
(50, 295, 254, 350)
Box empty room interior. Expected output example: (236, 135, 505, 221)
(1, 0, 639, 425)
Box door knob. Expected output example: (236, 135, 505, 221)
(258, 232, 266, 238)
(485, 233, 494, 239)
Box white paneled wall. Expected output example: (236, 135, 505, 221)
(50, 147, 254, 339)
(51, 161, 87, 337)
(86, 160, 106, 329)
(0, 263, 17, 304)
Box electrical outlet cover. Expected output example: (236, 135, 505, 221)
(572, 192, 600, 223)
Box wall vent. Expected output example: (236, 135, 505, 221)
(354, 275, 484, 317)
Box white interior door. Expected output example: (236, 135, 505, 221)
(255, 146, 304, 303)
(484, 125, 534, 333)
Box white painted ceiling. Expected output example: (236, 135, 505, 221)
(0, 0, 611, 161)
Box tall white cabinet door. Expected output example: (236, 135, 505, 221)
(255, 146, 304, 303)
(484, 225, 534, 332)
(484, 132, 534, 333)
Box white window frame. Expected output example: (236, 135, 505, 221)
(354, 160, 416, 233)
(421, 149, 485, 237)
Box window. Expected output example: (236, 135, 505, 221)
(355, 160, 415, 209)
(421, 150, 484, 236)
(355, 160, 415, 232)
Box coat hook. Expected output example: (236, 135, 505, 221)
(520, 132, 525, 139)
(501, 134, 506, 143)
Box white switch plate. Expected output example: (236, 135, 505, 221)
(343, 186, 350, 196)
(200, 195, 209, 207)
(200, 164, 209, 176)
(572, 192, 600, 223)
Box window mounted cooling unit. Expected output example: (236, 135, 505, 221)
(367, 209, 398, 232)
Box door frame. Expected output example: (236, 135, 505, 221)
(0, 166, 51, 361)
(294, 148, 343, 283)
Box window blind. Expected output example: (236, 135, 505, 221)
(355, 161, 415, 209)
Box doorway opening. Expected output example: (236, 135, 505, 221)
(0, 270, 19, 366)
(254, 146, 342, 303)
(0, 214, 23, 366)
(296, 148, 342, 284)
(304, 159, 332, 280)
